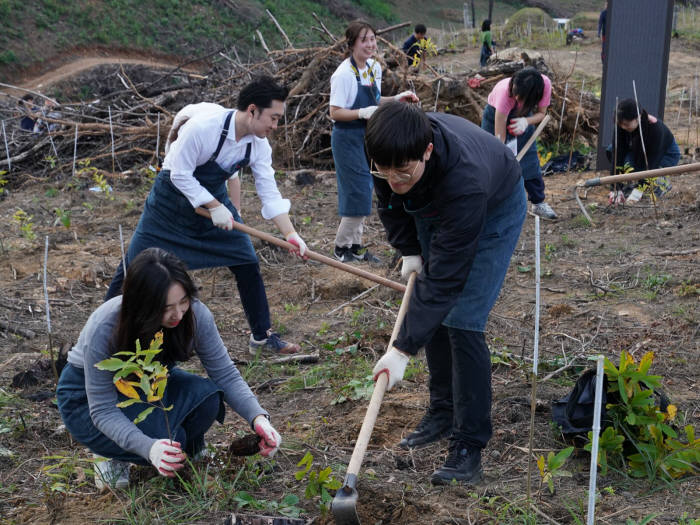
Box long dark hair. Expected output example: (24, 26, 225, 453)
(481, 19, 491, 32)
(509, 67, 545, 116)
(112, 248, 198, 364)
(345, 20, 376, 56)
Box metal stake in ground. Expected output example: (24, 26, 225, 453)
(43, 236, 58, 382)
(567, 79, 585, 173)
(632, 80, 659, 220)
(1, 120, 10, 172)
(526, 215, 541, 502)
(555, 81, 569, 155)
(108, 106, 116, 173)
(118, 224, 127, 275)
(586, 355, 605, 525)
(72, 124, 78, 177)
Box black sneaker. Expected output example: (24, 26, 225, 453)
(399, 408, 453, 449)
(430, 441, 483, 485)
(350, 244, 381, 264)
(334, 245, 355, 263)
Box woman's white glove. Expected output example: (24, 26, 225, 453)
(394, 90, 419, 103)
(285, 231, 308, 258)
(372, 347, 410, 391)
(253, 415, 281, 457)
(358, 106, 378, 120)
(508, 117, 529, 136)
(149, 439, 186, 477)
(401, 255, 423, 280)
(209, 204, 234, 230)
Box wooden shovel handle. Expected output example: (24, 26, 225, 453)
(345, 272, 417, 478)
(194, 207, 406, 292)
(515, 114, 551, 162)
(580, 161, 700, 187)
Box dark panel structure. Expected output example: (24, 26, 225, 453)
(597, 0, 674, 171)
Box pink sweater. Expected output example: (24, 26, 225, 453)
(487, 74, 552, 115)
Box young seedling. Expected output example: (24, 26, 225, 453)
(95, 331, 173, 438)
(537, 446, 574, 494)
(295, 451, 341, 511)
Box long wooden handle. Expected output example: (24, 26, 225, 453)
(516, 114, 551, 162)
(580, 162, 700, 187)
(345, 272, 417, 478)
(194, 207, 406, 292)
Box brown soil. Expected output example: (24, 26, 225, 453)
(0, 43, 698, 525)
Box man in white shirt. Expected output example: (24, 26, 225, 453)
(105, 76, 306, 355)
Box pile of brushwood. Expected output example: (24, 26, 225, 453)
(0, 34, 599, 184)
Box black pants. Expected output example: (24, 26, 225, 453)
(524, 177, 545, 204)
(425, 325, 493, 449)
(105, 261, 271, 341)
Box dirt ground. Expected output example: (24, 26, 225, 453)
(0, 42, 698, 525)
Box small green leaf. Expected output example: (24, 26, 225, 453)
(133, 406, 156, 424)
(116, 398, 141, 408)
(95, 358, 127, 371)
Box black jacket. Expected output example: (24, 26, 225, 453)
(375, 113, 522, 354)
(614, 115, 675, 173)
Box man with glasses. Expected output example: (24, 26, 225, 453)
(366, 102, 526, 485)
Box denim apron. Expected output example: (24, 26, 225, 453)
(481, 104, 540, 182)
(331, 57, 381, 217)
(57, 363, 224, 464)
(405, 178, 526, 332)
(127, 111, 258, 269)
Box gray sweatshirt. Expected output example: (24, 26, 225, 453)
(67, 296, 266, 460)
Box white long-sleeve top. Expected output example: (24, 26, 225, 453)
(162, 104, 290, 220)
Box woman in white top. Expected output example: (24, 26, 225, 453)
(329, 20, 417, 263)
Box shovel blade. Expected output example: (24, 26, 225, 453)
(331, 475, 360, 525)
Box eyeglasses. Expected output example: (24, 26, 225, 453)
(370, 159, 421, 183)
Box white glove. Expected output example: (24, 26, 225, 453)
(209, 204, 234, 230)
(394, 90, 418, 103)
(508, 117, 529, 136)
(400, 255, 423, 280)
(148, 439, 186, 477)
(358, 106, 378, 120)
(253, 415, 281, 457)
(372, 346, 410, 391)
(285, 231, 308, 258)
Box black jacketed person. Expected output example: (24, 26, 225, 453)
(105, 76, 307, 356)
(57, 248, 282, 490)
(366, 103, 526, 485)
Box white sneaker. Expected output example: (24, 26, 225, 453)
(531, 202, 558, 220)
(626, 188, 644, 203)
(93, 454, 130, 490)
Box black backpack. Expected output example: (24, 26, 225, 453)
(551, 369, 609, 436)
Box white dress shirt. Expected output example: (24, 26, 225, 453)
(162, 104, 290, 220)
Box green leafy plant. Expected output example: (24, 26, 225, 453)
(537, 446, 574, 493)
(41, 453, 95, 493)
(95, 331, 173, 436)
(53, 208, 71, 228)
(411, 37, 438, 67)
(331, 375, 374, 405)
(44, 155, 57, 169)
(12, 209, 36, 240)
(295, 451, 341, 511)
(233, 491, 302, 518)
(584, 426, 624, 476)
(0, 171, 7, 195)
(601, 351, 700, 481)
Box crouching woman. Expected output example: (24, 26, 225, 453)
(57, 247, 281, 489)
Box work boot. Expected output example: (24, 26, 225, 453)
(399, 408, 452, 449)
(430, 441, 482, 485)
(531, 202, 558, 220)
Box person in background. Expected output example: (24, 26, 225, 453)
(57, 248, 281, 490)
(609, 98, 679, 204)
(329, 20, 418, 263)
(17, 94, 39, 132)
(481, 67, 557, 219)
(105, 76, 306, 356)
(402, 23, 427, 64)
(480, 19, 495, 67)
(598, 2, 607, 63)
(34, 98, 62, 133)
(365, 102, 525, 485)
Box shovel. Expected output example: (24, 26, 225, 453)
(331, 272, 417, 525)
(194, 207, 405, 292)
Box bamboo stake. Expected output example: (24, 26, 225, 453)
(434, 79, 441, 111)
(72, 124, 78, 177)
(119, 224, 127, 275)
(632, 80, 658, 220)
(675, 88, 685, 129)
(1, 121, 10, 172)
(586, 356, 605, 525)
(526, 215, 541, 502)
(108, 106, 116, 173)
(155, 113, 160, 166)
(567, 79, 585, 172)
(687, 85, 693, 148)
(555, 81, 568, 155)
(266, 8, 294, 48)
(43, 236, 58, 382)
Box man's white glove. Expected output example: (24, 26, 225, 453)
(358, 106, 378, 120)
(285, 231, 308, 258)
(253, 415, 281, 457)
(149, 439, 186, 477)
(508, 117, 529, 136)
(372, 347, 410, 391)
(209, 204, 234, 230)
(400, 255, 423, 280)
(394, 90, 419, 103)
